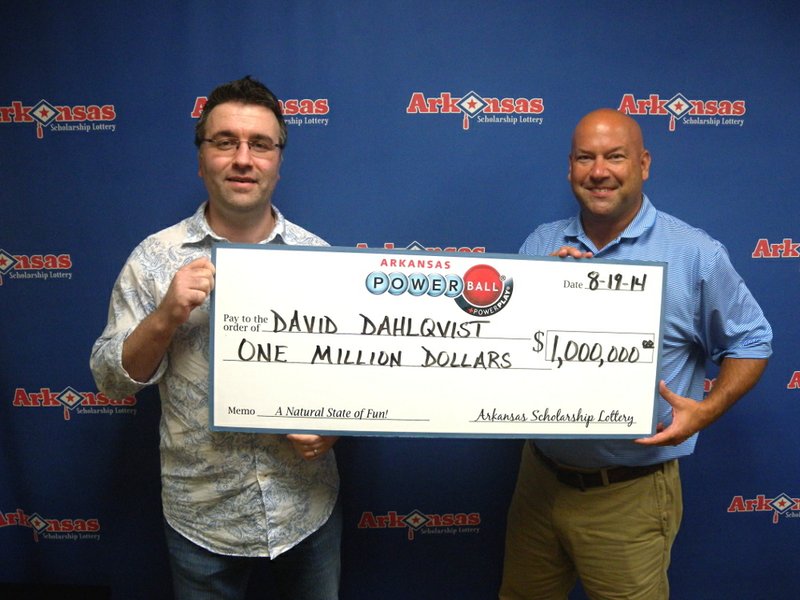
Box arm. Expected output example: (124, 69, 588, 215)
(636, 357, 768, 446)
(122, 257, 215, 381)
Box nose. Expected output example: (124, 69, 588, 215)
(231, 141, 254, 167)
(589, 157, 609, 179)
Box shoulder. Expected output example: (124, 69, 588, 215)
(654, 210, 717, 243)
(520, 217, 576, 255)
(645, 209, 740, 286)
(281, 219, 329, 247)
(124, 212, 205, 278)
(651, 210, 727, 258)
(133, 216, 193, 255)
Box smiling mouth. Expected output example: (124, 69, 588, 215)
(587, 186, 616, 195)
(226, 177, 259, 191)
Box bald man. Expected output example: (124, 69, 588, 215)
(499, 109, 772, 600)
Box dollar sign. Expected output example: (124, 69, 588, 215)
(532, 330, 544, 352)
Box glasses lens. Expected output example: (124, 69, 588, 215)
(249, 139, 275, 154)
(207, 138, 277, 154)
(206, 138, 234, 152)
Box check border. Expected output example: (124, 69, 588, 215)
(209, 245, 666, 438)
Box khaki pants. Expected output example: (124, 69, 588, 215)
(500, 441, 682, 600)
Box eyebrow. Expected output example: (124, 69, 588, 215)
(208, 130, 275, 141)
(573, 146, 628, 156)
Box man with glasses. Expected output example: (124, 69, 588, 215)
(91, 76, 340, 600)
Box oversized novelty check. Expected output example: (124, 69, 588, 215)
(209, 245, 666, 438)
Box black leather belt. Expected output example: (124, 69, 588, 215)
(532, 444, 665, 491)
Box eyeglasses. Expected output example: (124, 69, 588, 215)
(200, 137, 284, 155)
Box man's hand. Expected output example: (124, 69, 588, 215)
(551, 246, 594, 259)
(636, 358, 768, 447)
(287, 434, 339, 461)
(157, 257, 216, 327)
(635, 380, 710, 446)
(122, 257, 215, 382)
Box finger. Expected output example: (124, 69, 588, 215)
(287, 433, 320, 444)
(635, 430, 671, 446)
(188, 269, 215, 290)
(187, 256, 216, 272)
(551, 246, 593, 259)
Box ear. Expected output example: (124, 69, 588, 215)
(640, 150, 652, 182)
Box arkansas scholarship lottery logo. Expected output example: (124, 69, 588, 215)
(618, 92, 746, 131)
(12, 386, 137, 421)
(0, 248, 73, 286)
(0, 98, 117, 139)
(358, 508, 481, 541)
(191, 95, 331, 126)
(0, 508, 101, 542)
(727, 493, 800, 525)
(406, 90, 544, 130)
(751, 237, 799, 259)
(787, 371, 800, 390)
(356, 240, 486, 253)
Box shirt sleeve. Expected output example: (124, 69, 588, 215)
(699, 242, 773, 363)
(89, 247, 168, 399)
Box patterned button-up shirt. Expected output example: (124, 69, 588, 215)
(90, 202, 338, 558)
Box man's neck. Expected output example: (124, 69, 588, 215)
(206, 203, 276, 244)
(583, 221, 625, 251)
(581, 197, 643, 251)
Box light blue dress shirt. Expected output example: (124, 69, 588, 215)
(520, 195, 772, 468)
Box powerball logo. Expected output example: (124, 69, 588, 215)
(191, 96, 331, 126)
(358, 509, 481, 541)
(406, 91, 544, 130)
(0, 99, 117, 139)
(618, 93, 746, 131)
(366, 260, 513, 317)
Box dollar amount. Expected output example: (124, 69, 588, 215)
(532, 330, 656, 368)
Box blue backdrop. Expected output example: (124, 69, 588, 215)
(1, 1, 797, 598)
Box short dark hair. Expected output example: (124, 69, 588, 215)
(194, 76, 287, 148)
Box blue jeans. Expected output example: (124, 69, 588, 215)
(164, 498, 342, 600)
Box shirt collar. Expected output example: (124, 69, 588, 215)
(565, 194, 657, 250)
(184, 201, 287, 245)
(620, 194, 657, 239)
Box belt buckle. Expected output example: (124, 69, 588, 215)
(600, 469, 611, 487)
(562, 468, 610, 491)
(558, 470, 589, 491)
